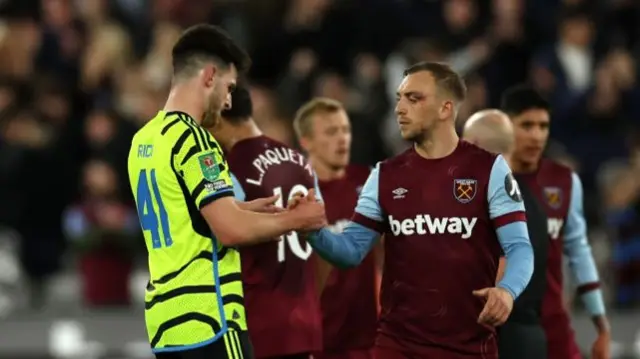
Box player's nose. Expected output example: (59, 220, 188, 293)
(530, 127, 546, 143)
(395, 103, 406, 116)
(224, 93, 232, 110)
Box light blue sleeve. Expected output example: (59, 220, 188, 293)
(354, 163, 383, 222)
(230, 172, 246, 202)
(563, 172, 605, 315)
(495, 222, 534, 300)
(309, 224, 380, 268)
(313, 173, 323, 202)
(488, 156, 533, 300)
(488, 155, 526, 221)
(308, 163, 382, 267)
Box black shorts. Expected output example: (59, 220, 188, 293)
(498, 322, 547, 359)
(155, 330, 253, 359)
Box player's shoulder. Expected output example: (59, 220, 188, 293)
(458, 140, 499, 163)
(229, 135, 293, 158)
(378, 147, 415, 170)
(157, 111, 215, 144)
(346, 164, 372, 176)
(538, 157, 574, 180)
(539, 157, 572, 173)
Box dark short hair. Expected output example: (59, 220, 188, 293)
(558, 4, 591, 25)
(403, 61, 467, 102)
(500, 85, 550, 117)
(172, 24, 251, 76)
(221, 84, 252, 122)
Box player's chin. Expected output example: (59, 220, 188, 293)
(522, 152, 543, 167)
(330, 156, 349, 168)
(399, 129, 414, 141)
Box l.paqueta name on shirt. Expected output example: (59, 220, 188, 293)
(246, 146, 314, 186)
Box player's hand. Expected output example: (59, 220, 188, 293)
(240, 194, 284, 213)
(287, 191, 306, 210)
(290, 189, 327, 231)
(472, 287, 513, 326)
(591, 332, 611, 359)
(288, 189, 320, 209)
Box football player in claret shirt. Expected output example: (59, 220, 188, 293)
(297, 62, 534, 359)
(293, 97, 380, 359)
(210, 85, 323, 359)
(463, 110, 550, 359)
(500, 85, 611, 359)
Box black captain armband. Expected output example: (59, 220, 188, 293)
(504, 173, 523, 202)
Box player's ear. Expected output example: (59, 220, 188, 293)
(440, 100, 455, 120)
(299, 136, 312, 152)
(202, 64, 216, 89)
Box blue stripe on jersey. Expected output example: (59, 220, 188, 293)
(230, 173, 246, 202)
(309, 223, 380, 268)
(495, 222, 534, 300)
(488, 155, 526, 220)
(353, 163, 383, 222)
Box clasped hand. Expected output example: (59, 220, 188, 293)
(287, 189, 327, 232)
(238, 190, 326, 232)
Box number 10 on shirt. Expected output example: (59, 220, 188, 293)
(137, 169, 173, 249)
(273, 185, 313, 263)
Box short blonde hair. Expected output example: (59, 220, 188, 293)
(293, 97, 344, 138)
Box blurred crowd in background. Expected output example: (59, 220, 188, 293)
(0, 0, 639, 325)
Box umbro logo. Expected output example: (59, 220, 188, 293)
(392, 187, 408, 199)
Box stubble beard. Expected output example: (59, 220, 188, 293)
(201, 92, 222, 128)
(202, 109, 219, 128)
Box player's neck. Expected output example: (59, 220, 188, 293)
(164, 83, 204, 124)
(223, 120, 263, 151)
(414, 125, 459, 159)
(509, 158, 538, 174)
(310, 158, 346, 181)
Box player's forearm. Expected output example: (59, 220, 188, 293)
(580, 288, 607, 332)
(565, 238, 600, 287)
(308, 223, 378, 268)
(495, 222, 534, 299)
(219, 210, 296, 246)
(592, 314, 610, 334)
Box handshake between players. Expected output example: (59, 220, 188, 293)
(247, 188, 327, 236)
(287, 189, 515, 328)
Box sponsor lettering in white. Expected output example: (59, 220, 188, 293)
(273, 185, 313, 262)
(247, 147, 313, 186)
(548, 218, 564, 240)
(389, 215, 478, 239)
